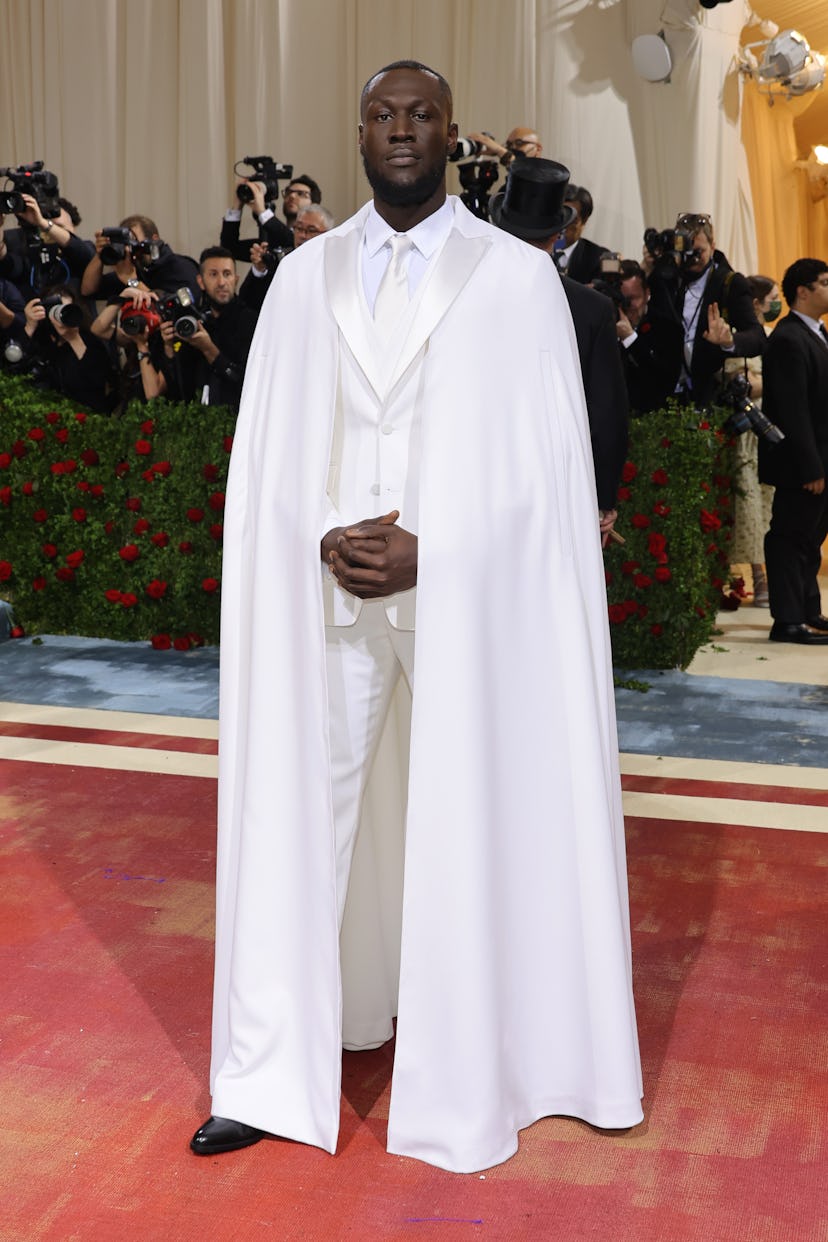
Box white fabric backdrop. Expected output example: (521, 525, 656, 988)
(2, 0, 822, 277)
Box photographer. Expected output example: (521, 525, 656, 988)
(18, 283, 115, 412)
(466, 127, 543, 167)
(0, 192, 95, 298)
(147, 247, 256, 412)
(239, 202, 335, 315)
(611, 260, 683, 413)
(646, 212, 766, 407)
(553, 185, 611, 284)
(81, 214, 198, 305)
(220, 171, 322, 263)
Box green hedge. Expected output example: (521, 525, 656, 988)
(605, 402, 736, 670)
(0, 373, 234, 649)
(1, 375, 734, 665)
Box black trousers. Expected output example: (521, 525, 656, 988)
(764, 485, 828, 623)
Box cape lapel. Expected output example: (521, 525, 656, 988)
(324, 217, 492, 401)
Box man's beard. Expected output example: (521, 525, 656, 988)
(362, 153, 446, 207)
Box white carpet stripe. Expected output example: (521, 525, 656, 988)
(0, 700, 218, 738)
(0, 735, 217, 778)
(619, 752, 828, 791)
(622, 791, 828, 833)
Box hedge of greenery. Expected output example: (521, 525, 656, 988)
(0, 376, 734, 667)
(605, 403, 736, 670)
(0, 373, 234, 649)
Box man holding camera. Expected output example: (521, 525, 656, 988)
(239, 202, 336, 314)
(80, 214, 198, 305)
(142, 246, 256, 412)
(0, 192, 94, 299)
(646, 212, 765, 407)
(220, 172, 322, 264)
(613, 260, 683, 413)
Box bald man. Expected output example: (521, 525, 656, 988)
(468, 125, 543, 166)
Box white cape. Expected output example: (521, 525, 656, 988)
(209, 198, 643, 1174)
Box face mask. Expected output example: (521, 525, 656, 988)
(763, 300, 781, 323)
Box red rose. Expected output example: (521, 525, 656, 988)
(28, 428, 45, 442)
(133, 518, 150, 535)
(104, 520, 115, 534)
(135, 438, 152, 455)
(120, 592, 138, 608)
(33, 508, 48, 523)
(50, 463, 66, 475)
(145, 579, 168, 600)
(152, 461, 171, 476)
(119, 544, 140, 562)
(621, 561, 640, 576)
(621, 461, 638, 483)
(616, 487, 631, 502)
(202, 464, 218, 482)
(55, 428, 69, 444)
(651, 468, 668, 486)
(208, 491, 225, 511)
(22, 481, 34, 496)
(653, 502, 671, 517)
(105, 589, 122, 603)
(633, 573, 652, 589)
(0, 486, 11, 506)
(187, 632, 205, 647)
(209, 523, 223, 540)
(174, 635, 191, 651)
(125, 497, 141, 511)
(151, 634, 172, 650)
(699, 509, 721, 532)
(648, 532, 667, 557)
(0, 560, 12, 580)
(698, 420, 710, 430)
(700, 481, 710, 493)
(74, 412, 87, 422)
(605, 570, 613, 585)
(187, 508, 204, 522)
(81, 449, 99, 466)
(45, 411, 61, 425)
(76, 481, 90, 492)
(142, 469, 154, 482)
(223, 435, 233, 453)
(72, 508, 87, 522)
(55, 566, 75, 583)
(141, 419, 155, 434)
(115, 461, 130, 477)
(179, 541, 192, 554)
(654, 567, 671, 583)
(638, 604, 649, 618)
(90, 484, 104, 498)
(201, 577, 219, 593)
(650, 623, 663, 637)
(660, 437, 671, 448)
(12, 439, 27, 457)
(151, 532, 169, 547)
(9, 624, 24, 638)
(42, 543, 57, 559)
(608, 604, 627, 624)
(623, 599, 638, 617)
(631, 513, 650, 529)
(66, 550, 85, 569)
(32, 576, 47, 591)
(0, 452, 11, 469)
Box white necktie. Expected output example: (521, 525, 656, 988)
(374, 234, 413, 333)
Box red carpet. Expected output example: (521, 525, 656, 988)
(1, 743, 826, 1241)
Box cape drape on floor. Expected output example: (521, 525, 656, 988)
(209, 199, 643, 1174)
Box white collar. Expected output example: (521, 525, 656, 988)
(364, 198, 455, 261)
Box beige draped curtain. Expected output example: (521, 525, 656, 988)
(1, 0, 826, 285)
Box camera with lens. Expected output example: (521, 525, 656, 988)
(118, 300, 162, 337)
(157, 287, 205, 339)
(448, 137, 488, 163)
(457, 160, 500, 221)
(591, 276, 632, 324)
(643, 226, 699, 268)
(720, 372, 785, 443)
(99, 227, 134, 265)
(39, 294, 84, 328)
(0, 161, 61, 219)
(235, 156, 294, 204)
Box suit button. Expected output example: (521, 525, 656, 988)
(370, 483, 381, 495)
(381, 424, 393, 435)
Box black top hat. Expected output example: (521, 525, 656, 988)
(489, 158, 578, 240)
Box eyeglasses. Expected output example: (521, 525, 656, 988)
(293, 223, 322, 237)
(809, 277, 828, 287)
(284, 186, 311, 199)
(506, 138, 538, 150)
(676, 212, 712, 231)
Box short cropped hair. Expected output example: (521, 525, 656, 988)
(360, 60, 453, 121)
(120, 214, 159, 239)
(296, 203, 335, 231)
(289, 174, 322, 204)
(781, 258, 828, 307)
(199, 245, 235, 268)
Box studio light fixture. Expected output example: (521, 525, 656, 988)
(740, 29, 826, 102)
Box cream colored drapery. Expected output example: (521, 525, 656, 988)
(0, 1, 825, 281)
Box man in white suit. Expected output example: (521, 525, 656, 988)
(191, 60, 643, 1174)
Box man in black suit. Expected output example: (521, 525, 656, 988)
(646, 213, 766, 407)
(554, 184, 610, 285)
(758, 257, 828, 645)
(491, 160, 628, 543)
(614, 260, 683, 412)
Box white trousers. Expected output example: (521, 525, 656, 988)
(325, 600, 415, 927)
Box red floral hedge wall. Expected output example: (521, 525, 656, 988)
(1, 378, 734, 666)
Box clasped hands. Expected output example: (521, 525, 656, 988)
(322, 510, 417, 598)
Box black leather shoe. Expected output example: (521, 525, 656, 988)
(805, 614, 828, 631)
(769, 623, 828, 645)
(190, 1115, 267, 1155)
